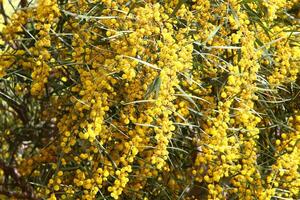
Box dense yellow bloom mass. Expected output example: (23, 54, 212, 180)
(0, 0, 299, 199)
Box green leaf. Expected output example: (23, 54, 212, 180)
(144, 76, 161, 99)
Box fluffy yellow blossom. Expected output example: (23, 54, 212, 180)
(1, 0, 300, 199)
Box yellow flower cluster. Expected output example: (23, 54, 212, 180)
(264, 115, 300, 199)
(30, 0, 60, 96)
(0, 0, 299, 200)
